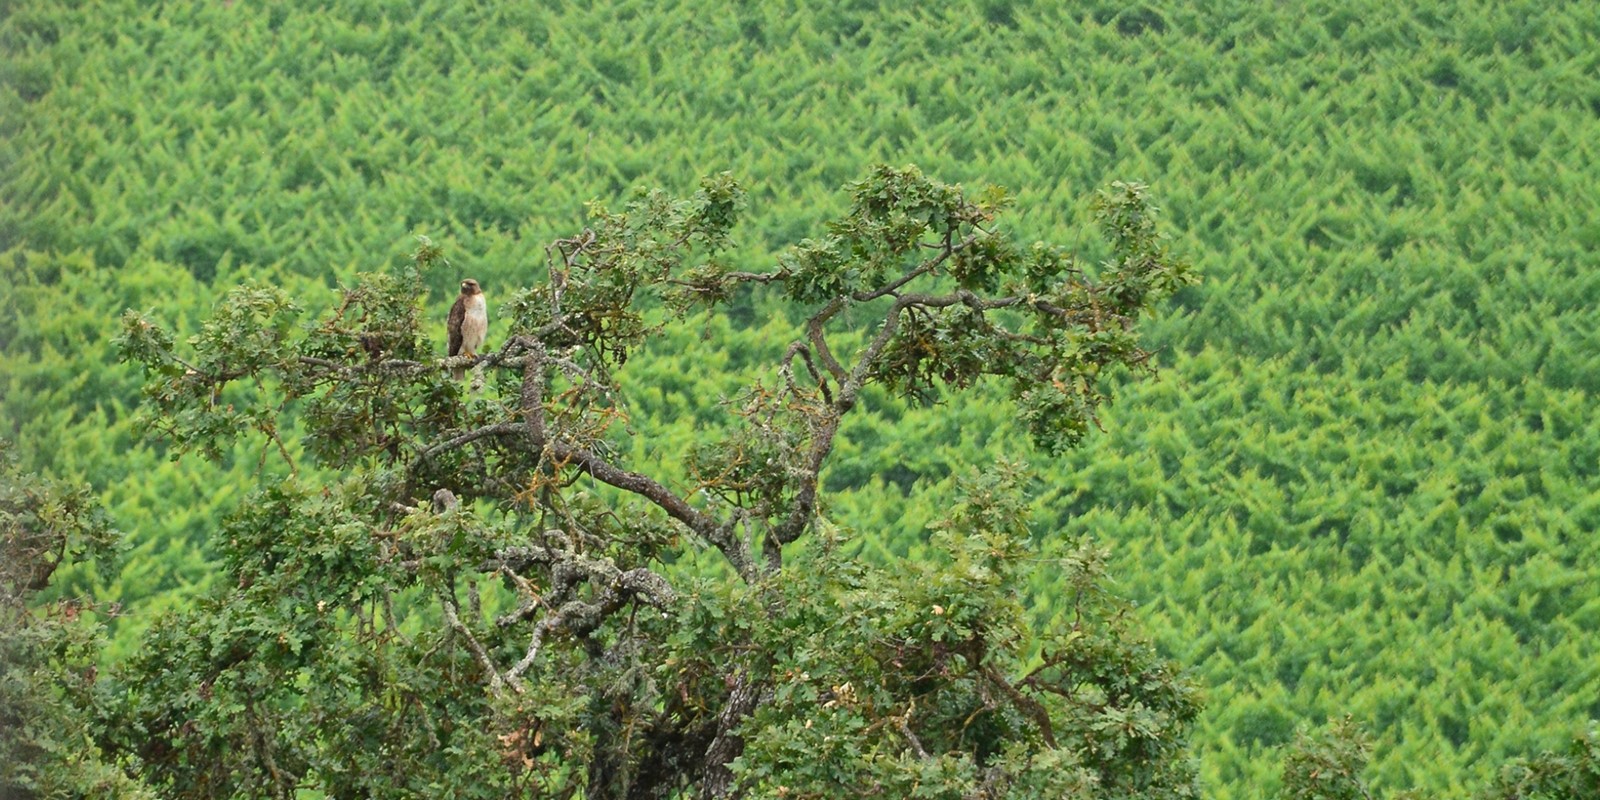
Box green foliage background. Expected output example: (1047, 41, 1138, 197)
(2, 0, 1596, 796)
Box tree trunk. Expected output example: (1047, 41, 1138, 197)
(586, 695, 627, 800)
(697, 671, 765, 800)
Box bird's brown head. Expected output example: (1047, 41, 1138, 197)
(460, 279, 481, 295)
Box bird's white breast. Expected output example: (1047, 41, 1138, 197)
(462, 294, 488, 352)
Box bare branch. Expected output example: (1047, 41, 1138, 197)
(414, 414, 756, 579)
(805, 299, 848, 385)
(441, 590, 510, 697)
(419, 422, 528, 461)
(780, 342, 832, 406)
(500, 550, 677, 684)
(762, 279, 1057, 569)
(847, 230, 977, 303)
(721, 270, 786, 284)
(897, 714, 929, 760)
(978, 663, 1056, 749)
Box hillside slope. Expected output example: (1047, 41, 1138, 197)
(3, 1, 1597, 795)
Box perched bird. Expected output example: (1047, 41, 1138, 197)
(447, 278, 487, 379)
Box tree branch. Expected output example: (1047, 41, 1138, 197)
(978, 663, 1056, 748)
(419, 422, 528, 461)
(441, 589, 509, 697)
(804, 299, 849, 385)
(415, 417, 755, 579)
(847, 230, 977, 303)
(501, 554, 677, 684)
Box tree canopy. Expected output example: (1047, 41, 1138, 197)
(102, 166, 1200, 799)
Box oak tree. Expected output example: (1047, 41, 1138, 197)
(113, 166, 1199, 799)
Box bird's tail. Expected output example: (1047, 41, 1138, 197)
(451, 367, 465, 380)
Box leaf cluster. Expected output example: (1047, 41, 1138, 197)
(0, 446, 155, 798)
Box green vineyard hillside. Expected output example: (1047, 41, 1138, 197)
(3, 1, 1597, 795)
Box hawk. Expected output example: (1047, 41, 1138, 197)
(447, 278, 487, 379)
